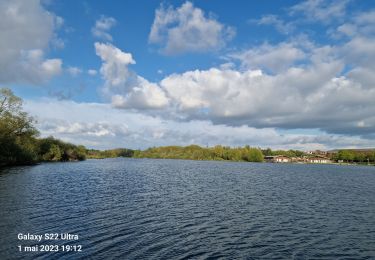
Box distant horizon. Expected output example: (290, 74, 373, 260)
(3, 0, 375, 151)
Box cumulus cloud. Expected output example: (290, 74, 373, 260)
(343, 37, 375, 69)
(333, 11, 375, 66)
(89, 4, 375, 141)
(95, 42, 135, 88)
(111, 77, 169, 109)
(334, 12, 375, 88)
(93, 32, 375, 137)
(95, 42, 168, 109)
(0, 0, 63, 84)
(91, 15, 116, 41)
(23, 98, 375, 150)
(67, 66, 82, 76)
(149, 1, 235, 55)
(336, 23, 357, 37)
(334, 10, 375, 38)
(228, 41, 306, 73)
(156, 56, 375, 137)
(87, 69, 97, 76)
(289, 0, 349, 23)
(45, 121, 128, 137)
(252, 15, 295, 35)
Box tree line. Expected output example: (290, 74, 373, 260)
(261, 148, 305, 158)
(133, 145, 264, 162)
(333, 149, 375, 163)
(86, 148, 134, 159)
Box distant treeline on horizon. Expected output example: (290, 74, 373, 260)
(87, 145, 375, 165)
(87, 145, 266, 162)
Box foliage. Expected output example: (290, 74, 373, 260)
(38, 137, 86, 162)
(0, 88, 86, 166)
(334, 149, 375, 163)
(0, 88, 39, 165)
(86, 148, 134, 159)
(261, 148, 306, 158)
(134, 145, 264, 162)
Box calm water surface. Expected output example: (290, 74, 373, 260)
(0, 158, 374, 259)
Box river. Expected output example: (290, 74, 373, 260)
(0, 158, 374, 259)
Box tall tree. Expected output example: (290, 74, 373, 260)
(0, 88, 39, 165)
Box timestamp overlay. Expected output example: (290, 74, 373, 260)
(17, 233, 82, 255)
(2, 232, 84, 259)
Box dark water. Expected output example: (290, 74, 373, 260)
(0, 159, 374, 259)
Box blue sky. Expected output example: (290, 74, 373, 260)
(2, 0, 375, 150)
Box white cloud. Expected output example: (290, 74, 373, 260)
(87, 69, 97, 76)
(91, 15, 116, 41)
(229, 42, 306, 73)
(157, 59, 375, 137)
(67, 66, 82, 76)
(92, 33, 375, 137)
(41, 58, 62, 77)
(23, 98, 375, 150)
(89, 6, 375, 141)
(0, 0, 63, 84)
(343, 37, 375, 69)
(334, 10, 375, 38)
(149, 1, 235, 54)
(95, 42, 135, 88)
(336, 23, 357, 37)
(289, 0, 349, 23)
(355, 10, 375, 24)
(95, 42, 168, 109)
(331, 10, 375, 85)
(253, 15, 295, 34)
(111, 77, 169, 109)
(51, 121, 128, 137)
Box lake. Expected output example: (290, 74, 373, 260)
(0, 158, 374, 259)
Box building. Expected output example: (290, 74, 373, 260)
(265, 155, 332, 164)
(264, 155, 291, 163)
(306, 156, 332, 164)
(307, 150, 328, 156)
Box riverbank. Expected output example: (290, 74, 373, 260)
(85, 156, 375, 167)
(0, 137, 86, 168)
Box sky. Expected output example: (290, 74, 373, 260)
(1, 0, 375, 150)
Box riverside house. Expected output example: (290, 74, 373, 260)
(264, 155, 291, 163)
(265, 155, 332, 164)
(305, 156, 332, 164)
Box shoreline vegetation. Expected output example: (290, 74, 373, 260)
(0, 88, 86, 167)
(1, 88, 375, 167)
(94, 146, 375, 166)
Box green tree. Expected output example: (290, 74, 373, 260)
(372, 151, 375, 163)
(42, 144, 62, 161)
(213, 145, 224, 159)
(354, 152, 366, 163)
(0, 88, 39, 165)
(248, 148, 264, 162)
(262, 148, 273, 156)
(338, 150, 355, 162)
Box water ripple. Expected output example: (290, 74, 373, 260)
(1, 158, 375, 259)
